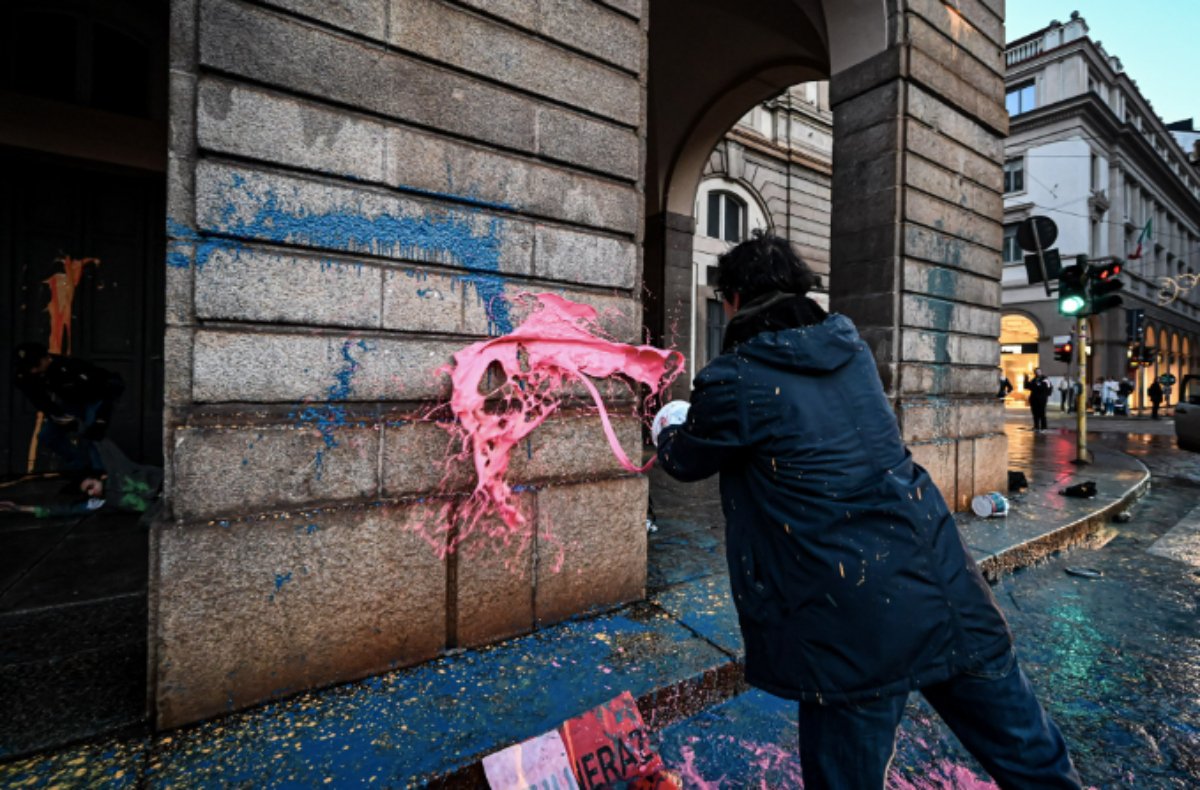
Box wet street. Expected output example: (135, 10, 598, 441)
(993, 426, 1200, 786)
(654, 418, 1200, 788)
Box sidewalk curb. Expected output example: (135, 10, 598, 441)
(423, 450, 1153, 788)
(424, 661, 749, 788)
(977, 452, 1152, 581)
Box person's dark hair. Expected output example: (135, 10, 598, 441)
(12, 342, 49, 375)
(715, 231, 821, 304)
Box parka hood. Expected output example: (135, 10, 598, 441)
(732, 313, 864, 374)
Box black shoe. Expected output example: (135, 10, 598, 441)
(1060, 481, 1097, 498)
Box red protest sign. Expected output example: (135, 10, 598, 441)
(557, 692, 674, 790)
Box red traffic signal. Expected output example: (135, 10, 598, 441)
(1087, 261, 1125, 314)
(1054, 341, 1074, 363)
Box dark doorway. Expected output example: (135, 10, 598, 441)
(0, 0, 166, 760)
(1, 151, 166, 474)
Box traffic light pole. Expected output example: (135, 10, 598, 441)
(1075, 316, 1089, 464)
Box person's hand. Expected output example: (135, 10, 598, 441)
(81, 478, 104, 497)
(651, 400, 691, 446)
(82, 420, 108, 441)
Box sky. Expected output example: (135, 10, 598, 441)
(1004, 1, 1199, 126)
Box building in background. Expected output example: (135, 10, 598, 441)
(689, 83, 832, 373)
(1167, 119, 1200, 165)
(1002, 12, 1200, 409)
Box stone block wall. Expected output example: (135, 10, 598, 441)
(158, 0, 650, 728)
(829, 0, 1008, 510)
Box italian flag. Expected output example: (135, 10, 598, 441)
(1128, 218, 1152, 259)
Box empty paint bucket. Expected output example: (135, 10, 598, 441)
(971, 492, 1009, 518)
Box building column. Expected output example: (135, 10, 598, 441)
(1108, 164, 1125, 257)
(644, 211, 698, 399)
(828, 0, 1008, 510)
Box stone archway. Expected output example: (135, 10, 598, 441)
(999, 313, 1042, 406)
(645, 0, 1009, 509)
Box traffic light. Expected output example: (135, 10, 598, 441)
(1125, 307, 1146, 343)
(1057, 264, 1088, 316)
(1054, 340, 1074, 363)
(1087, 261, 1124, 314)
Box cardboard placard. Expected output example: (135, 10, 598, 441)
(482, 729, 580, 790)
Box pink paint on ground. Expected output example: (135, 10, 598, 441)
(437, 293, 683, 554)
(886, 760, 999, 790)
(676, 745, 725, 790)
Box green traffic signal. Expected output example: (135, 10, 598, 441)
(1060, 295, 1087, 314)
(1057, 264, 1087, 316)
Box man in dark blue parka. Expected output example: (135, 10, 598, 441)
(656, 234, 1080, 789)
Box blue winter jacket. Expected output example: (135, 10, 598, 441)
(657, 313, 1012, 703)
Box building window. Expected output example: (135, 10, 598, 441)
(1006, 82, 1036, 116)
(706, 191, 745, 242)
(706, 299, 727, 363)
(1003, 224, 1021, 263)
(1003, 158, 1024, 193)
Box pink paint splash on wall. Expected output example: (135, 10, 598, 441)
(435, 293, 683, 555)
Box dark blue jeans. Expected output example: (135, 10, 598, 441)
(799, 648, 1081, 789)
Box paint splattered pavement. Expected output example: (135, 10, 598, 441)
(2, 421, 1196, 787)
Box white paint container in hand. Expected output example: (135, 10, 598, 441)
(971, 492, 1009, 518)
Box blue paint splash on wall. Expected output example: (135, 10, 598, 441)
(291, 339, 374, 480)
(166, 218, 245, 270)
(925, 268, 960, 393)
(207, 171, 514, 334)
(274, 572, 293, 592)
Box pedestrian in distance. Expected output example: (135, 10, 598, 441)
(1101, 378, 1118, 416)
(1148, 379, 1164, 420)
(1058, 378, 1070, 412)
(654, 233, 1081, 790)
(997, 374, 1013, 401)
(1028, 368, 1053, 431)
(12, 342, 124, 472)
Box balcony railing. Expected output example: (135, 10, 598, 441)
(1006, 39, 1042, 66)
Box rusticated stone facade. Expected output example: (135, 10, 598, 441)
(155, 0, 1010, 728)
(157, 0, 652, 728)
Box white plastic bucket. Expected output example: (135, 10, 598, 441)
(971, 492, 1009, 518)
